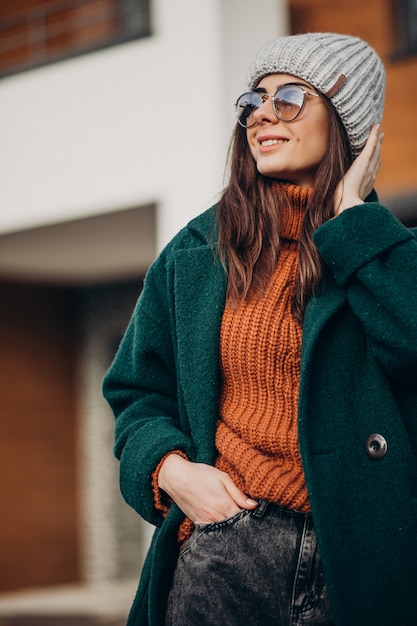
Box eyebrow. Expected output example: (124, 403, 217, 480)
(254, 81, 312, 93)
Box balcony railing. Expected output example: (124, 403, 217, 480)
(0, 0, 151, 78)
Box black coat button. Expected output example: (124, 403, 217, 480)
(365, 434, 388, 460)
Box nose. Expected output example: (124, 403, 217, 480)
(252, 95, 277, 125)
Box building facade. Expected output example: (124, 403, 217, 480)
(0, 0, 416, 597)
(0, 0, 286, 593)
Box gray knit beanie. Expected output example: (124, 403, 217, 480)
(247, 32, 386, 157)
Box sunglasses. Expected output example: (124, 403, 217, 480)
(235, 83, 321, 128)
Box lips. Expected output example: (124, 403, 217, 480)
(260, 138, 288, 147)
(258, 137, 288, 148)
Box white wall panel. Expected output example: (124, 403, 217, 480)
(0, 0, 287, 253)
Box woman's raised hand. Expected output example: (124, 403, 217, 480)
(158, 453, 258, 525)
(334, 124, 384, 216)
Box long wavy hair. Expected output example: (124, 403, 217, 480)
(217, 96, 352, 322)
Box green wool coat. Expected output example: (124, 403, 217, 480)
(103, 199, 417, 626)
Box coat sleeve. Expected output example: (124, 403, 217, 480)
(313, 202, 417, 385)
(102, 243, 196, 527)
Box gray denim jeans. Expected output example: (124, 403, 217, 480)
(165, 500, 335, 626)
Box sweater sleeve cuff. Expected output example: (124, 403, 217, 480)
(313, 203, 413, 286)
(151, 450, 189, 516)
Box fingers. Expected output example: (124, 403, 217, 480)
(363, 124, 384, 176)
(334, 124, 384, 215)
(365, 123, 384, 168)
(220, 472, 258, 509)
(366, 123, 382, 148)
(193, 469, 257, 523)
(364, 124, 384, 191)
(158, 457, 258, 524)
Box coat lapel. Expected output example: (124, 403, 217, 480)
(173, 246, 227, 463)
(172, 240, 346, 465)
(300, 273, 346, 379)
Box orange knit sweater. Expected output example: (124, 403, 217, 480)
(215, 183, 311, 514)
(153, 183, 311, 542)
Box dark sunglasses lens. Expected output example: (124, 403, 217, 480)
(273, 85, 305, 121)
(235, 93, 262, 127)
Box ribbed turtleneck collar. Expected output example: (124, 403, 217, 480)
(274, 182, 312, 242)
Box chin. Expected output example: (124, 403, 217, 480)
(258, 167, 293, 181)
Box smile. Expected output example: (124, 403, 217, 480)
(260, 139, 288, 147)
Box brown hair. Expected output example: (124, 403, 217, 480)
(217, 97, 352, 322)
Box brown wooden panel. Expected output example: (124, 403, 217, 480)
(289, 0, 392, 55)
(377, 56, 417, 196)
(0, 281, 79, 590)
(0, 0, 118, 74)
(289, 0, 417, 198)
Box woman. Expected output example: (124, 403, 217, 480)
(103, 32, 417, 625)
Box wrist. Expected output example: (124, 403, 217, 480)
(335, 196, 364, 216)
(158, 452, 188, 493)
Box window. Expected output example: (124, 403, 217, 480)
(392, 0, 417, 57)
(0, 0, 151, 79)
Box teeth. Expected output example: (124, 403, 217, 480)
(260, 139, 287, 146)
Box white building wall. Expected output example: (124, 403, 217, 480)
(0, 0, 288, 250)
(0, 0, 289, 586)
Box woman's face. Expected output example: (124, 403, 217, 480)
(246, 73, 330, 188)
